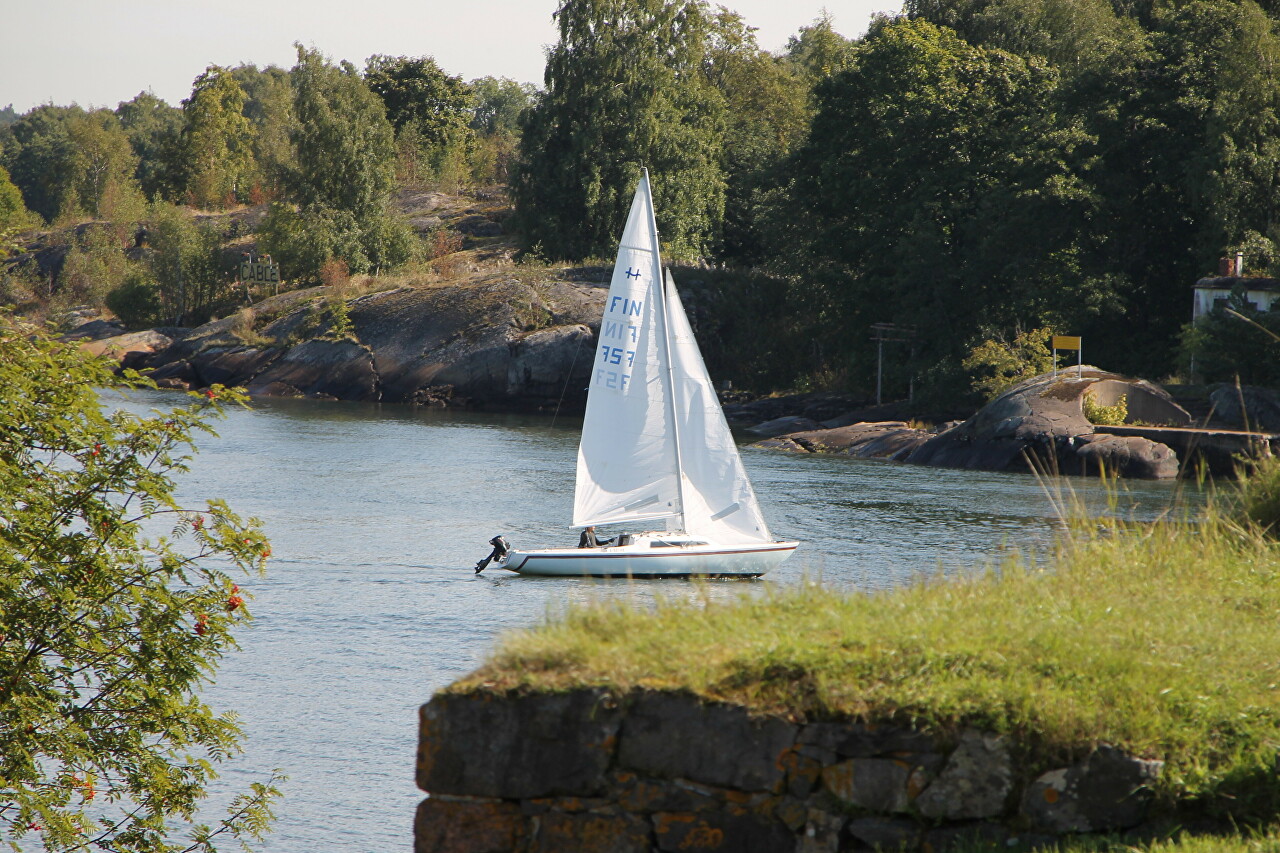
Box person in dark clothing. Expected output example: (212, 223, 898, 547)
(578, 526, 614, 548)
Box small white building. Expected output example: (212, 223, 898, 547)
(1192, 276, 1280, 323)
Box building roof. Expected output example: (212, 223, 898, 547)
(1194, 276, 1280, 291)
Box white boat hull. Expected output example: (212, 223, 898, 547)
(503, 539, 798, 578)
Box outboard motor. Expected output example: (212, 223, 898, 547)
(474, 535, 510, 574)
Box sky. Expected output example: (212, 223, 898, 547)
(1, 0, 900, 114)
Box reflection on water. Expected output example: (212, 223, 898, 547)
(103, 390, 1199, 851)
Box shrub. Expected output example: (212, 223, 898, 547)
(427, 227, 463, 260)
(1179, 293, 1280, 386)
(58, 225, 131, 306)
(105, 269, 163, 328)
(258, 203, 414, 282)
(1232, 453, 1280, 536)
(1083, 391, 1128, 425)
(963, 327, 1056, 401)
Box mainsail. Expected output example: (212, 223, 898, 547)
(572, 172, 678, 528)
(572, 171, 772, 545)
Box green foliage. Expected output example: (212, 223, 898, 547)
(784, 10, 857, 84)
(146, 201, 230, 324)
(1180, 296, 1280, 387)
(1083, 391, 1128, 425)
(1232, 453, 1280, 537)
(57, 225, 133, 307)
(674, 265, 829, 392)
(263, 46, 413, 281)
(468, 77, 535, 138)
(287, 45, 395, 220)
(0, 164, 36, 231)
(257, 201, 413, 283)
(706, 9, 811, 265)
(1229, 229, 1280, 279)
(901, 0, 1280, 379)
(1, 106, 142, 224)
(181, 65, 256, 208)
(962, 327, 1057, 400)
(256, 203, 349, 282)
(513, 0, 727, 261)
(2, 105, 84, 223)
(323, 296, 355, 341)
(365, 55, 472, 141)
(467, 77, 536, 185)
(106, 268, 165, 329)
(784, 18, 1106, 405)
(903, 0, 1141, 72)
(115, 91, 185, 202)
(364, 54, 474, 188)
(0, 316, 280, 851)
(230, 64, 297, 201)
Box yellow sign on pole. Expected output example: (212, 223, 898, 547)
(1052, 335, 1082, 351)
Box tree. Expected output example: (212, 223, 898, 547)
(512, 0, 726, 261)
(705, 9, 810, 264)
(784, 10, 857, 85)
(903, 0, 1140, 72)
(2, 106, 88, 223)
(0, 106, 143, 226)
(146, 200, 228, 324)
(467, 77, 536, 185)
(1181, 293, 1280, 387)
(0, 316, 280, 851)
(64, 110, 144, 223)
(364, 55, 473, 146)
(901, 0, 1280, 378)
(180, 66, 256, 208)
(58, 224, 134, 307)
(116, 91, 185, 202)
(0, 164, 34, 231)
(230, 64, 297, 202)
(962, 327, 1057, 400)
(289, 46, 395, 220)
(469, 77, 536, 138)
(260, 45, 414, 282)
(364, 55, 474, 190)
(786, 18, 1105, 399)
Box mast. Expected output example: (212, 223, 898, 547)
(644, 169, 687, 532)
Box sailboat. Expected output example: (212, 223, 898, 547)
(501, 171, 798, 577)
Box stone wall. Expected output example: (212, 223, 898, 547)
(415, 689, 1166, 852)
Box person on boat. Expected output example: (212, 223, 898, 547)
(578, 526, 614, 548)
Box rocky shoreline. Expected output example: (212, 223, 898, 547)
(69, 275, 605, 411)
(66, 293, 1280, 478)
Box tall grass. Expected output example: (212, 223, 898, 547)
(462, 473, 1280, 818)
(1231, 453, 1280, 536)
